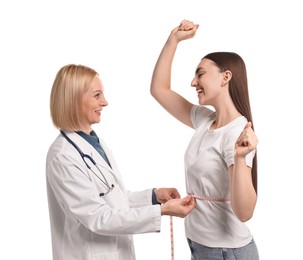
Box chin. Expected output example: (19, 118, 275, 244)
(198, 100, 205, 106)
(198, 98, 210, 106)
(93, 118, 101, 124)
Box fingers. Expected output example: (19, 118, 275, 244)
(181, 195, 196, 209)
(161, 195, 196, 217)
(244, 121, 252, 130)
(237, 122, 256, 146)
(178, 19, 199, 31)
(171, 189, 181, 199)
(235, 122, 258, 157)
(180, 195, 196, 216)
(170, 19, 199, 43)
(155, 188, 181, 204)
(181, 195, 194, 203)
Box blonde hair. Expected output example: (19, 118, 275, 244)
(50, 64, 98, 131)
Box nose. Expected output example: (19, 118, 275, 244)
(191, 76, 197, 88)
(100, 96, 108, 106)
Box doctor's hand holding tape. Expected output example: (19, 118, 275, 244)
(46, 64, 196, 260)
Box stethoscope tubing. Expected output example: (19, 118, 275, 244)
(60, 131, 114, 196)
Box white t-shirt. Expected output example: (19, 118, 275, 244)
(184, 105, 255, 248)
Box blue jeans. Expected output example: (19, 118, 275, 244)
(187, 238, 259, 260)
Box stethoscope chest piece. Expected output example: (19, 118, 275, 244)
(99, 184, 115, 197)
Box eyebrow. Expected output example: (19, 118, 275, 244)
(92, 89, 102, 93)
(195, 67, 205, 74)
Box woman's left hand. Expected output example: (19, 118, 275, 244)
(235, 122, 258, 157)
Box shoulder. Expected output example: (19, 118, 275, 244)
(190, 105, 215, 129)
(46, 132, 84, 165)
(222, 116, 248, 146)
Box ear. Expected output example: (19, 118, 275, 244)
(221, 70, 232, 86)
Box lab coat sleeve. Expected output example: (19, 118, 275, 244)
(127, 189, 154, 208)
(47, 153, 161, 236)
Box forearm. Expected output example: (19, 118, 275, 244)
(127, 189, 154, 207)
(150, 35, 178, 98)
(229, 157, 257, 222)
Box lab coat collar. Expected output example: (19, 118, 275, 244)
(62, 131, 114, 173)
(60, 131, 127, 195)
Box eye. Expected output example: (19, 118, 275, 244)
(94, 93, 101, 99)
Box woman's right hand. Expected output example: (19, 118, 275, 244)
(150, 19, 198, 128)
(161, 195, 196, 218)
(170, 20, 199, 43)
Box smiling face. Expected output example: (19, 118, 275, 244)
(81, 75, 108, 133)
(191, 58, 226, 106)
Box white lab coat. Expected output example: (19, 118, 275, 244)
(46, 132, 161, 260)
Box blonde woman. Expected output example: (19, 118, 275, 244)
(46, 64, 196, 260)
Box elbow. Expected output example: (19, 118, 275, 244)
(231, 194, 257, 222)
(231, 202, 256, 222)
(150, 85, 159, 98)
(150, 87, 155, 97)
(233, 206, 255, 222)
(236, 212, 253, 222)
(150, 87, 162, 102)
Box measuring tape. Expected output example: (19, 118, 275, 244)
(170, 195, 230, 260)
(170, 216, 174, 260)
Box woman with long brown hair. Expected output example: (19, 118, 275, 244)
(150, 20, 259, 259)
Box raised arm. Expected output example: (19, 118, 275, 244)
(150, 20, 199, 128)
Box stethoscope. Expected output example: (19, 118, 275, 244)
(60, 131, 114, 196)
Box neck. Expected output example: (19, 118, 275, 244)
(212, 98, 241, 129)
(79, 126, 92, 135)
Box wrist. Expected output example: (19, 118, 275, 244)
(167, 34, 179, 46)
(160, 204, 168, 216)
(152, 188, 160, 205)
(234, 154, 246, 164)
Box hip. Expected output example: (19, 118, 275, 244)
(187, 238, 259, 260)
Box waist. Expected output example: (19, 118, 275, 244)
(188, 193, 230, 202)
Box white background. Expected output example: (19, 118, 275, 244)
(1, 0, 302, 259)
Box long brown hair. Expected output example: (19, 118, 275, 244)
(204, 52, 258, 194)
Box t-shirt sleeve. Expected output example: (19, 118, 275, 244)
(223, 121, 255, 168)
(190, 105, 215, 130)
